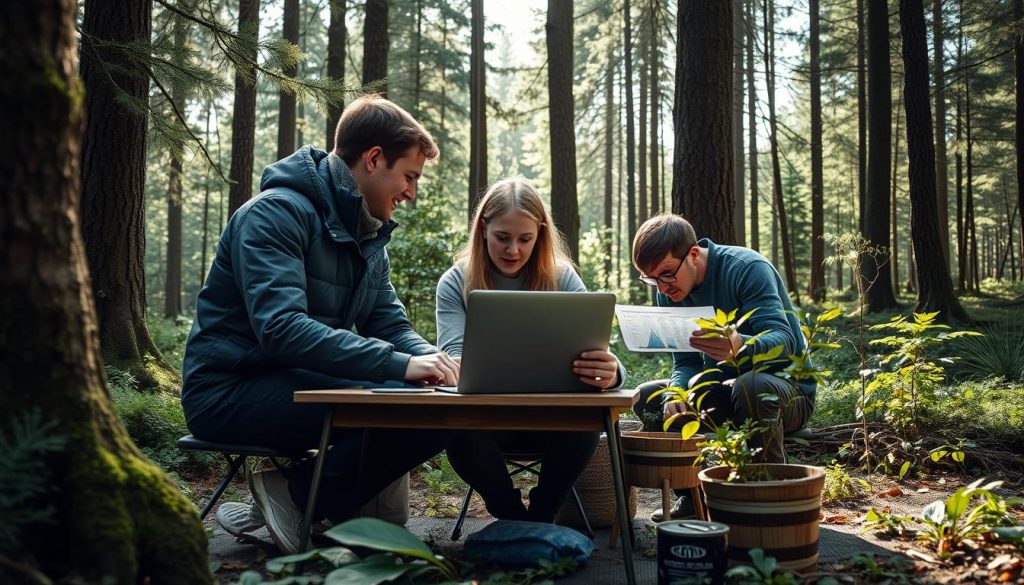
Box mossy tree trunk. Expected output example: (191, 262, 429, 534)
(0, 1, 211, 583)
(79, 0, 179, 390)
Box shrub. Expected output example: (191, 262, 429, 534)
(953, 319, 1024, 383)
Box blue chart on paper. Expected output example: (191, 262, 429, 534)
(643, 326, 681, 350)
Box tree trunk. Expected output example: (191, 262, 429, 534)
(863, 0, 899, 311)
(651, 3, 662, 218)
(932, 0, 950, 267)
(733, 0, 746, 245)
(809, 0, 825, 301)
(891, 87, 902, 291)
(639, 29, 648, 224)
(0, 2, 211, 581)
(547, 0, 580, 262)
(227, 0, 260, 216)
(80, 0, 177, 388)
(966, 72, 979, 292)
(468, 0, 486, 222)
(201, 102, 212, 290)
(626, 0, 639, 294)
(764, 0, 798, 298)
(858, 0, 868, 234)
(956, 19, 966, 290)
(164, 13, 190, 319)
(605, 43, 615, 289)
(277, 0, 299, 159)
(747, 0, 760, 252)
(674, 1, 735, 245)
(1016, 0, 1024, 280)
(899, 0, 969, 321)
(362, 0, 389, 95)
(325, 0, 346, 148)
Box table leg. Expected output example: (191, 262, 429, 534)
(300, 407, 334, 553)
(604, 411, 636, 585)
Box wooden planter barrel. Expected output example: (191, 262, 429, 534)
(698, 464, 825, 574)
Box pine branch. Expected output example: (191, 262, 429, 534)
(149, 72, 231, 184)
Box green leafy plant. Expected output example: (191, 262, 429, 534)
(954, 319, 1024, 383)
(917, 478, 1022, 557)
(928, 438, 974, 470)
(862, 508, 913, 538)
(821, 460, 867, 504)
(722, 548, 836, 585)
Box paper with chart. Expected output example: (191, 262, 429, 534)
(614, 305, 716, 352)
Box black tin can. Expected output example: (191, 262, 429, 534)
(657, 520, 729, 585)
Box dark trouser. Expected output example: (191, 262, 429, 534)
(632, 372, 813, 465)
(185, 368, 452, 524)
(445, 430, 600, 523)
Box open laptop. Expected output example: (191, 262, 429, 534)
(439, 290, 617, 394)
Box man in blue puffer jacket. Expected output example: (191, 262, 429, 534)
(182, 95, 459, 553)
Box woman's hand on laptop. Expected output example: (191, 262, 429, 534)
(574, 350, 618, 389)
(406, 352, 461, 386)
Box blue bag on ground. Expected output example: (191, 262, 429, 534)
(463, 520, 593, 566)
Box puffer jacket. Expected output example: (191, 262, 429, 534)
(181, 146, 434, 420)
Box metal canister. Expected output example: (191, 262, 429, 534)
(657, 520, 730, 585)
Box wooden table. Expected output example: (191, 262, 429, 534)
(293, 388, 639, 585)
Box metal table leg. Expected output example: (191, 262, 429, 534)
(299, 407, 334, 553)
(605, 411, 636, 585)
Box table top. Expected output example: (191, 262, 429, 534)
(294, 387, 638, 407)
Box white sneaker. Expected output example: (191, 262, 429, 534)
(216, 501, 265, 536)
(250, 469, 309, 554)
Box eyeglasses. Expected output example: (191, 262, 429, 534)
(638, 259, 684, 287)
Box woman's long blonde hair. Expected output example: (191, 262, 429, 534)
(455, 178, 573, 295)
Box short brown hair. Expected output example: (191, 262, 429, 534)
(333, 94, 439, 167)
(632, 214, 699, 273)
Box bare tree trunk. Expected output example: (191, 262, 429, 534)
(0, 1, 211, 580)
(468, 0, 486, 222)
(764, 0, 798, 298)
(80, 0, 177, 388)
(362, 0, 389, 95)
(747, 0, 759, 251)
(674, 1, 735, 244)
(547, 0, 580, 262)
(227, 0, 260, 216)
(733, 0, 746, 245)
(1016, 0, 1024, 281)
(809, 0, 825, 301)
(325, 0, 346, 148)
(201, 103, 212, 290)
(966, 71, 979, 292)
(858, 0, 868, 234)
(891, 88, 902, 291)
(899, 0, 969, 320)
(626, 0, 639, 295)
(863, 0, 899, 311)
(640, 26, 648, 224)
(164, 11, 190, 319)
(956, 13, 966, 290)
(277, 0, 299, 159)
(933, 0, 950, 267)
(605, 43, 615, 289)
(651, 1, 662, 217)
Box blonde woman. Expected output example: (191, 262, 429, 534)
(435, 177, 624, 522)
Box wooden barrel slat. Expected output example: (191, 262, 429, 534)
(620, 431, 703, 490)
(698, 464, 825, 575)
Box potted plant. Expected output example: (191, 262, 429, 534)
(666, 307, 839, 574)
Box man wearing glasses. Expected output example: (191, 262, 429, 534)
(630, 214, 814, 521)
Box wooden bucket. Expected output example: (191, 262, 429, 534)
(698, 464, 825, 574)
(620, 431, 702, 489)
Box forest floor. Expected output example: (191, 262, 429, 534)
(201, 465, 1024, 584)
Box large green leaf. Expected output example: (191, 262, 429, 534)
(324, 518, 451, 577)
(324, 558, 414, 585)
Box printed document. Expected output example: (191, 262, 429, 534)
(614, 305, 715, 352)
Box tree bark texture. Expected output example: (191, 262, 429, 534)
(0, 1, 212, 581)
(227, 0, 260, 216)
(163, 13, 190, 319)
(626, 0, 639, 293)
(605, 43, 615, 289)
(80, 0, 176, 388)
(468, 0, 486, 222)
(325, 0, 346, 148)
(673, 1, 735, 245)
(1016, 0, 1024, 279)
(277, 0, 299, 159)
(733, 0, 746, 246)
(747, 0, 760, 252)
(809, 0, 825, 301)
(858, 0, 868, 235)
(863, 0, 899, 310)
(547, 0, 580, 262)
(764, 0, 798, 299)
(651, 3, 661, 218)
(899, 0, 969, 321)
(362, 0, 389, 95)
(639, 34, 648, 223)
(932, 0, 950, 267)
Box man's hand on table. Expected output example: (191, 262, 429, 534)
(405, 352, 461, 386)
